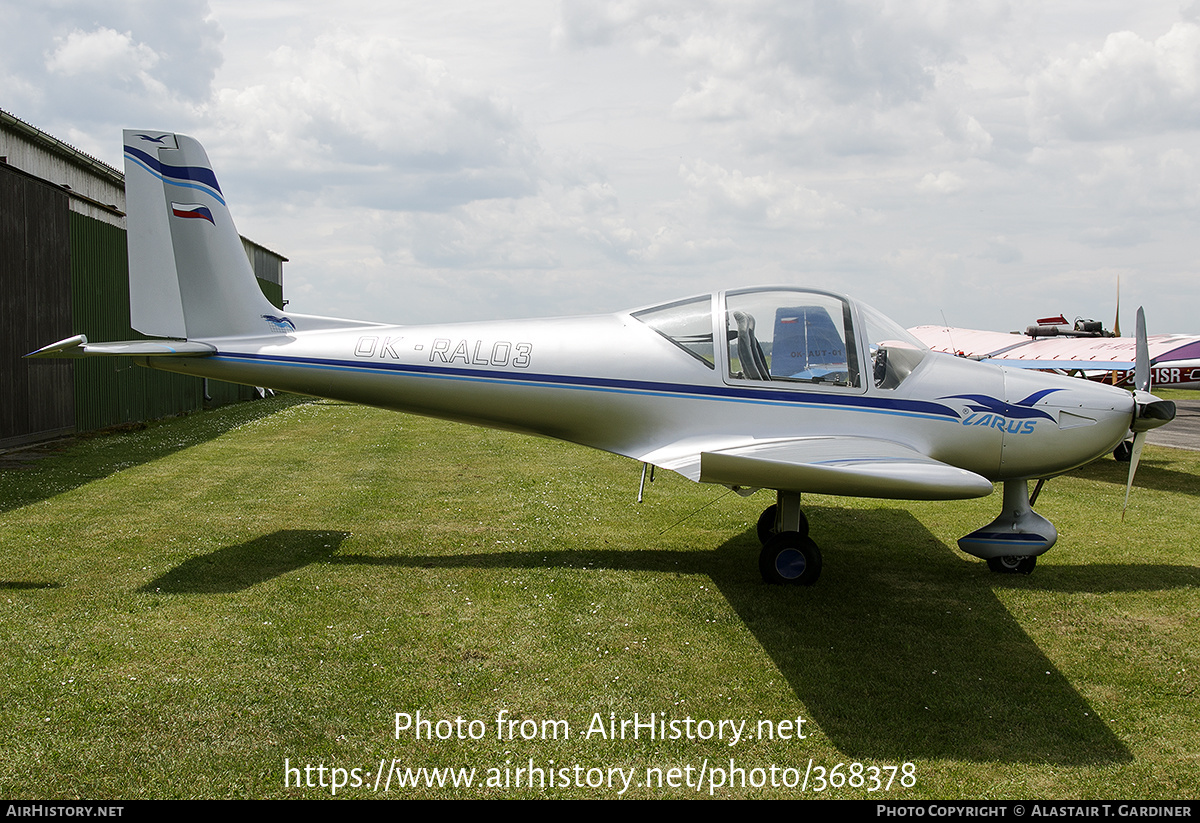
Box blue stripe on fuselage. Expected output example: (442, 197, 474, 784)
(209, 351, 962, 421)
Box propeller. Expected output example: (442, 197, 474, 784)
(1122, 307, 1176, 518)
(1135, 307, 1149, 392)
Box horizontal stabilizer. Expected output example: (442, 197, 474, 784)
(699, 436, 994, 500)
(26, 334, 216, 359)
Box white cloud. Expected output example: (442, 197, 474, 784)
(212, 33, 540, 210)
(2, 2, 223, 134)
(561, 0, 1009, 164)
(1029, 22, 1200, 140)
(635, 223, 736, 266)
(46, 27, 161, 79)
(680, 160, 854, 224)
(917, 170, 965, 194)
(979, 235, 1022, 264)
(5, 1, 1200, 332)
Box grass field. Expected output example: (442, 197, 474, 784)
(1, 394, 1196, 799)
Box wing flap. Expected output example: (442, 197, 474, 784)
(698, 437, 993, 500)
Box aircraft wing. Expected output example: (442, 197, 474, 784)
(647, 436, 992, 500)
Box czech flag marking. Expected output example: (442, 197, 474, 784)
(171, 203, 215, 224)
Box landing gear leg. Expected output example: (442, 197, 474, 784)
(758, 491, 821, 585)
(958, 479, 1055, 574)
(756, 491, 809, 544)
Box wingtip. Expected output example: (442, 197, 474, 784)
(25, 334, 87, 358)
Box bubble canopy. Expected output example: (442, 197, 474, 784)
(631, 287, 928, 390)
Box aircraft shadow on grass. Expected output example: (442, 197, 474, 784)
(705, 508, 1140, 767)
(154, 507, 1200, 764)
(139, 529, 350, 594)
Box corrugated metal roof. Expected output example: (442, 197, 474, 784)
(0, 109, 123, 186)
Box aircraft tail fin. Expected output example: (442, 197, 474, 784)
(122, 130, 281, 340)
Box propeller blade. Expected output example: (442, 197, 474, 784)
(1122, 308, 1175, 521)
(1128, 308, 1175, 433)
(1122, 430, 1147, 522)
(1135, 307, 1149, 393)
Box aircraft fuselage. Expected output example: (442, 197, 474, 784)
(137, 295, 1137, 492)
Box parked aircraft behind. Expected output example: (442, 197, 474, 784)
(911, 318, 1200, 390)
(28, 131, 1177, 585)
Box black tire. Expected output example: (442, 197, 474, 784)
(756, 504, 808, 544)
(759, 532, 822, 585)
(1113, 440, 1133, 462)
(987, 555, 1036, 575)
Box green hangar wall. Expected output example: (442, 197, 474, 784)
(1, 112, 288, 449)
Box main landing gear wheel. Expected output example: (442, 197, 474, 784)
(759, 532, 822, 586)
(987, 555, 1036, 575)
(756, 504, 809, 544)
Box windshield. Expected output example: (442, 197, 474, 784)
(859, 302, 928, 389)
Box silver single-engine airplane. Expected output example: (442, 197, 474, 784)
(29, 130, 1177, 585)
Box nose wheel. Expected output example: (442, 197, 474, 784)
(959, 480, 1055, 575)
(986, 555, 1036, 575)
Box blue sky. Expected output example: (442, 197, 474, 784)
(4, 1, 1199, 333)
